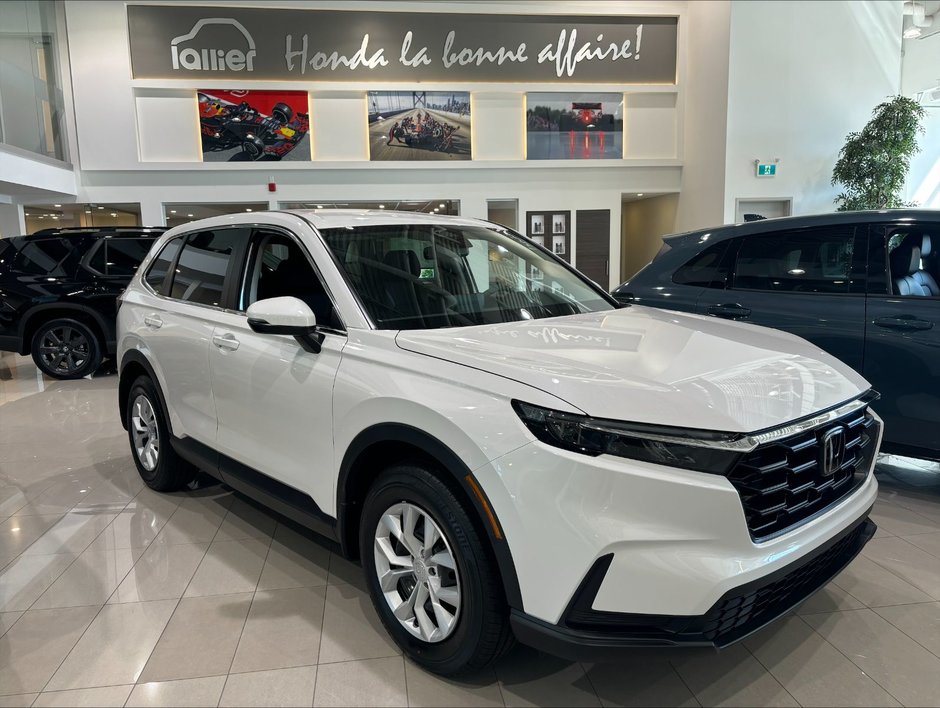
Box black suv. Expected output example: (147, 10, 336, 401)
(0, 227, 164, 379)
(612, 209, 940, 460)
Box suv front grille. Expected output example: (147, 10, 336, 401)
(727, 405, 879, 541)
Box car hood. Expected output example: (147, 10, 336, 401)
(395, 306, 870, 432)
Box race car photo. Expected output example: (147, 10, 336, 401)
(198, 90, 311, 162)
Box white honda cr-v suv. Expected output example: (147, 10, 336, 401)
(117, 210, 881, 675)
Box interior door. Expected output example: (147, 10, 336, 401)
(575, 209, 611, 289)
(695, 226, 868, 372)
(208, 229, 345, 510)
(862, 224, 940, 455)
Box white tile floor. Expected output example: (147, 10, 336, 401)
(2, 350, 940, 707)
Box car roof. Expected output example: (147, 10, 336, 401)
(664, 209, 940, 248)
(289, 209, 489, 230)
(23, 226, 166, 239)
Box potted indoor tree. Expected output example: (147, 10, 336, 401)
(831, 95, 926, 210)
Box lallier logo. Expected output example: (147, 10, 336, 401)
(170, 18, 256, 71)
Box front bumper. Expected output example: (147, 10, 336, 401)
(510, 513, 875, 660)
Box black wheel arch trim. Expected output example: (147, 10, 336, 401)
(337, 422, 524, 611)
(118, 349, 171, 433)
(19, 303, 114, 355)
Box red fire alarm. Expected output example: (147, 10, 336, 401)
(268, 181, 276, 192)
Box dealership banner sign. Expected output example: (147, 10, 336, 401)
(127, 6, 678, 83)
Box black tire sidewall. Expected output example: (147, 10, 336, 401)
(31, 318, 101, 380)
(126, 375, 176, 490)
(360, 466, 500, 675)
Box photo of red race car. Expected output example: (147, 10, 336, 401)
(198, 91, 310, 162)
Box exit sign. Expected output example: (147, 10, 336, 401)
(756, 163, 777, 177)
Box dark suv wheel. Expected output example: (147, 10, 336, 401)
(359, 464, 513, 676)
(31, 318, 102, 379)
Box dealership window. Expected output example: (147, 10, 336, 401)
(732, 228, 855, 294)
(25, 203, 141, 234)
(0, 0, 68, 160)
(164, 203, 268, 229)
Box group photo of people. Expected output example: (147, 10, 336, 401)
(368, 91, 472, 161)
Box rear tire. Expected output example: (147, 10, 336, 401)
(359, 464, 513, 676)
(126, 375, 196, 492)
(31, 318, 102, 380)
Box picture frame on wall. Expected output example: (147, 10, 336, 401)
(198, 90, 311, 162)
(526, 92, 624, 160)
(367, 91, 471, 161)
(530, 214, 545, 235)
(552, 214, 566, 234)
(552, 235, 566, 255)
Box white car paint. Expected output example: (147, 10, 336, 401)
(118, 209, 879, 637)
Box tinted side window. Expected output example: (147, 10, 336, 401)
(732, 228, 855, 294)
(105, 238, 155, 277)
(170, 230, 242, 307)
(672, 242, 729, 287)
(13, 238, 84, 276)
(144, 238, 182, 293)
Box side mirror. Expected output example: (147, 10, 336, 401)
(246, 296, 322, 353)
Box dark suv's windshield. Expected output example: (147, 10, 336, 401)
(320, 223, 613, 329)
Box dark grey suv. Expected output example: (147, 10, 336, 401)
(613, 210, 940, 460)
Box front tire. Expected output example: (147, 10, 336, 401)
(360, 464, 513, 676)
(126, 375, 196, 492)
(31, 318, 102, 379)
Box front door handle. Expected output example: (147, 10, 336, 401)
(212, 333, 240, 351)
(143, 315, 163, 329)
(707, 303, 752, 320)
(874, 316, 934, 332)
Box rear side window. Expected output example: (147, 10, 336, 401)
(170, 230, 243, 307)
(12, 237, 85, 276)
(732, 228, 855, 294)
(105, 238, 155, 276)
(672, 241, 729, 287)
(144, 238, 182, 293)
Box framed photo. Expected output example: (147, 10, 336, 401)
(552, 235, 566, 255)
(552, 214, 566, 234)
(530, 214, 545, 235)
(198, 90, 310, 162)
(526, 92, 624, 160)
(368, 91, 471, 161)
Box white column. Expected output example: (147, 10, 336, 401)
(0, 203, 26, 238)
(139, 199, 166, 227)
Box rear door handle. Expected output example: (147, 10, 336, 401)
(212, 333, 240, 351)
(707, 303, 752, 319)
(874, 316, 934, 331)
(143, 315, 163, 329)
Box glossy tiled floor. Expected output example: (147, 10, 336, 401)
(2, 352, 940, 707)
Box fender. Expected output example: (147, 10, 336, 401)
(118, 349, 171, 433)
(338, 422, 524, 610)
(19, 302, 115, 354)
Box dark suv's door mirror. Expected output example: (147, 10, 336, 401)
(247, 296, 322, 353)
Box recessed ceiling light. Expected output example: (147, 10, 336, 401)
(378, 204, 385, 209)
(439, 203, 445, 208)
(53, 204, 61, 207)
(316, 205, 324, 209)
(433, 208, 439, 212)
(187, 214, 194, 217)
(38, 215, 44, 219)
(245, 208, 252, 212)
(637, 193, 644, 197)
(97, 206, 104, 210)
(170, 210, 177, 214)
(110, 213, 117, 217)
(25, 213, 30, 216)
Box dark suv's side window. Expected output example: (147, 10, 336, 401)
(732, 228, 855, 294)
(144, 238, 183, 293)
(105, 238, 155, 276)
(13, 237, 87, 277)
(170, 230, 244, 308)
(672, 241, 730, 288)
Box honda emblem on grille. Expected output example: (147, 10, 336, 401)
(820, 427, 846, 477)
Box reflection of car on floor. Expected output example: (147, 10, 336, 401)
(198, 93, 309, 161)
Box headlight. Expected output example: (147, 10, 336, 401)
(512, 401, 748, 475)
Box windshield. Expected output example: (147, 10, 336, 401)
(319, 223, 614, 329)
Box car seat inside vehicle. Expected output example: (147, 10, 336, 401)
(890, 232, 940, 297)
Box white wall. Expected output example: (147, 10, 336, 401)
(902, 31, 940, 207)
(723, 0, 903, 222)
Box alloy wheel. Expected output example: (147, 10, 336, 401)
(38, 325, 90, 376)
(131, 394, 160, 471)
(374, 502, 462, 643)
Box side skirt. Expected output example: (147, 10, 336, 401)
(171, 436, 339, 543)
